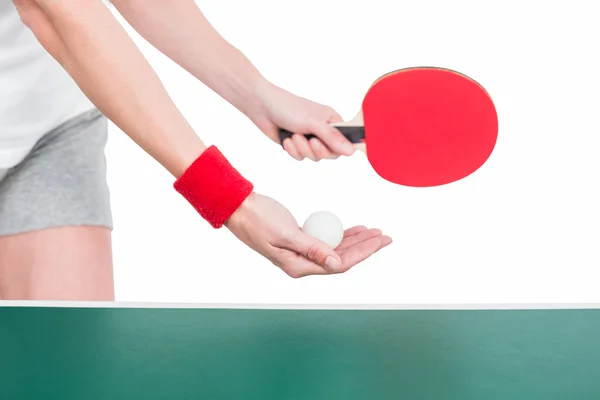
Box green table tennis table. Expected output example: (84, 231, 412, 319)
(1, 302, 599, 399)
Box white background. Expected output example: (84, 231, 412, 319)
(105, 0, 600, 304)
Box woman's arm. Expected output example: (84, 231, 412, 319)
(13, 0, 390, 275)
(110, 0, 354, 160)
(111, 0, 269, 121)
(14, 0, 204, 177)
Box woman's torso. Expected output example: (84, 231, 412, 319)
(0, 0, 93, 168)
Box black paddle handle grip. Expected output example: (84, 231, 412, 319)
(278, 126, 365, 146)
(279, 131, 317, 142)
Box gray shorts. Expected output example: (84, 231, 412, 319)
(0, 109, 112, 236)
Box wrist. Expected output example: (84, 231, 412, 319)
(237, 77, 278, 121)
(170, 138, 208, 179)
(223, 191, 255, 230)
(215, 76, 269, 122)
(174, 146, 253, 228)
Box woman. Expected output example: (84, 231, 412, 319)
(0, 0, 391, 300)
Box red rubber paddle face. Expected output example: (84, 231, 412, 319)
(361, 68, 498, 187)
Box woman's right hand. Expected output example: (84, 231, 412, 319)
(225, 192, 392, 278)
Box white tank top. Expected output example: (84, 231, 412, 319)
(0, 1, 94, 168)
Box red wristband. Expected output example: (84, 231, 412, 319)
(174, 146, 253, 228)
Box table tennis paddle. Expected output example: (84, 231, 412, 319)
(279, 67, 498, 187)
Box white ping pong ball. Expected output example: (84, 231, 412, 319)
(302, 211, 344, 249)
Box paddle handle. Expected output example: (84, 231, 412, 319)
(278, 126, 365, 146)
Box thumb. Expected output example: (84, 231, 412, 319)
(290, 232, 343, 272)
(312, 122, 355, 156)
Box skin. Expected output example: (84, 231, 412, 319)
(0, 227, 114, 300)
(0, 0, 392, 300)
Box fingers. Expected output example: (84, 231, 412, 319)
(311, 123, 355, 157)
(277, 232, 392, 278)
(282, 138, 303, 161)
(277, 101, 353, 162)
(285, 231, 343, 272)
(292, 134, 317, 161)
(280, 106, 351, 161)
(336, 228, 383, 252)
(283, 134, 338, 161)
(343, 225, 368, 238)
(278, 252, 332, 278)
(283, 134, 341, 161)
(337, 235, 393, 272)
(381, 236, 393, 247)
(309, 138, 339, 160)
(274, 224, 392, 278)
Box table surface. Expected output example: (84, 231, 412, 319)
(2, 302, 600, 400)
